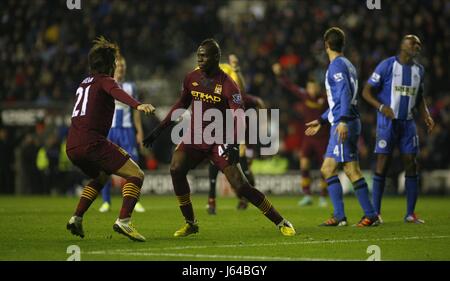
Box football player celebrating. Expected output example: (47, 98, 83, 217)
(66, 37, 155, 241)
(143, 39, 295, 237)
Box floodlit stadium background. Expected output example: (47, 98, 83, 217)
(0, 0, 449, 197)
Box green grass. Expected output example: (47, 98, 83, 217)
(0, 195, 449, 261)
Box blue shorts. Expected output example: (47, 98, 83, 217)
(107, 127, 139, 162)
(374, 117, 418, 154)
(325, 119, 360, 163)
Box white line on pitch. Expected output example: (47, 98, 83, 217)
(85, 251, 351, 261)
(86, 235, 450, 253)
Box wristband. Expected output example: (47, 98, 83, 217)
(378, 104, 384, 112)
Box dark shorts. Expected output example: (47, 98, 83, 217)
(66, 139, 130, 178)
(176, 143, 231, 171)
(300, 136, 327, 164)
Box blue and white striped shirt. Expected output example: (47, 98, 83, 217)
(111, 82, 136, 128)
(368, 56, 424, 120)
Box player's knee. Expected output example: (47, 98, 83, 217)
(135, 168, 145, 181)
(320, 165, 333, 179)
(170, 162, 187, 178)
(234, 180, 251, 195)
(404, 160, 417, 176)
(343, 165, 362, 182)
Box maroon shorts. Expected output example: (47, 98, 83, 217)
(300, 137, 327, 164)
(176, 143, 231, 171)
(66, 139, 130, 178)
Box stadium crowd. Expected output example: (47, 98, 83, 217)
(1, 0, 449, 194)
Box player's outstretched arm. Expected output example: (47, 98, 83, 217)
(272, 63, 306, 99)
(362, 83, 395, 119)
(137, 104, 156, 115)
(143, 76, 193, 148)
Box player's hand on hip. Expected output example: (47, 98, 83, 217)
(137, 104, 156, 115)
(425, 115, 435, 133)
(380, 105, 395, 119)
(305, 120, 321, 136)
(335, 122, 348, 144)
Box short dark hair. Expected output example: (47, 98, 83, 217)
(199, 38, 221, 59)
(323, 27, 345, 52)
(88, 36, 120, 75)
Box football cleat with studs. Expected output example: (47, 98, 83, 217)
(278, 219, 296, 236)
(320, 216, 348, 226)
(355, 215, 380, 227)
(67, 216, 85, 238)
(405, 213, 425, 224)
(174, 222, 199, 237)
(113, 218, 146, 242)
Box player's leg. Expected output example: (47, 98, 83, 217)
(112, 157, 146, 241)
(298, 155, 313, 206)
(68, 170, 110, 238)
(171, 145, 205, 236)
(320, 157, 347, 226)
(372, 116, 395, 221)
(399, 120, 423, 223)
(122, 129, 146, 213)
(74, 171, 110, 217)
(343, 161, 378, 226)
(207, 163, 219, 214)
(341, 119, 377, 226)
(222, 164, 295, 236)
(99, 129, 117, 212)
(315, 139, 329, 207)
(236, 150, 250, 210)
(372, 153, 391, 218)
(402, 153, 423, 223)
(66, 144, 111, 238)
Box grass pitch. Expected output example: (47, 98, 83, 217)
(0, 195, 449, 261)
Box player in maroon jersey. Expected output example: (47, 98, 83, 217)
(272, 63, 329, 207)
(143, 39, 296, 237)
(65, 37, 155, 242)
(206, 54, 266, 215)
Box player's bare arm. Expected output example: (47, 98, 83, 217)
(305, 120, 322, 136)
(362, 83, 395, 119)
(133, 109, 145, 150)
(229, 54, 246, 92)
(418, 95, 435, 133)
(272, 62, 306, 99)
